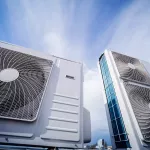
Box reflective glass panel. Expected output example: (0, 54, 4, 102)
(99, 55, 130, 148)
(120, 134, 128, 141)
(111, 93, 117, 105)
(111, 120, 118, 135)
(116, 118, 126, 134)
(114, 135, 120, 142)
(113, 104, 121, 118)
(107, 96, 112, 108)
(109, 107, 115, 120)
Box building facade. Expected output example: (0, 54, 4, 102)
(98, 50, 150, 149)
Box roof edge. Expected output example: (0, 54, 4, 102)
(0, 40, 83, 65)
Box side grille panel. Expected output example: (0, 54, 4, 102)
(124, 83, 150, 142)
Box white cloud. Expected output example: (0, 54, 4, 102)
(105, 0, 150, 62)
(43, 32, 67, 57)
(83, 66, 109, 133)
(5, 0, 98, 62)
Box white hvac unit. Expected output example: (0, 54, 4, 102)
(0, 42, 91, 149)
(111, 51, 150, 148)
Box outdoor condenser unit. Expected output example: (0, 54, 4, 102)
(112, 51, 150, 145)
(0, 42, 91, 149)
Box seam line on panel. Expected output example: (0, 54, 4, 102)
(52, 100, 78, 107)
(50, 108, 78, 114)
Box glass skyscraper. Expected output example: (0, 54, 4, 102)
(100, 55, 130, 148)
(99, 50, 150, 150)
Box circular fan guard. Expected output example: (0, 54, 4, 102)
(112, 52, 150, 84)
(0, 48, 52, 121)
(125, 83, 150, 142)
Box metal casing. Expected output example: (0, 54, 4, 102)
(0, 41, 85, 148)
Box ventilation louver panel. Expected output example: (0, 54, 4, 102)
(112, 52, 150, 85)
(0, 47, 52, 121)
(124, 83, 150, 142)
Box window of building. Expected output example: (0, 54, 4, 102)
(109, 107, 115, 120)
(113, 104, 121, 118)
(114, 135, 120, 142)
(99, 55, 131, 148)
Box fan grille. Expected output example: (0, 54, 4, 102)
(112, 52, 150, 85)
(124, 83, 150, 142)
(0, 47, 52, 121)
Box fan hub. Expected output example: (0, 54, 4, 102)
(128, 63, 136, 69)
(0, 68, 19, 82)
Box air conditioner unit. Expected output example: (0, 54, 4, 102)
(0, 42, 91, 149)
(111, 51, 150, 147)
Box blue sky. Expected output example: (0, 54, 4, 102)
(0, 0, 131, 67)
(0, 0, 150, 146)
